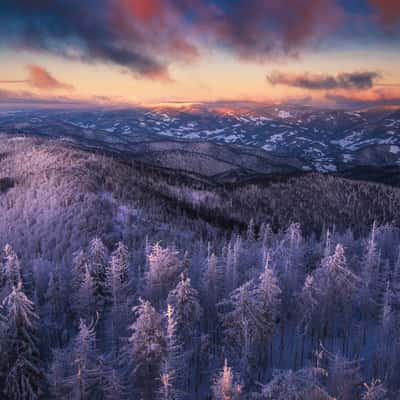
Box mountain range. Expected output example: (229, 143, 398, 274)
(1, 105, 399, 184)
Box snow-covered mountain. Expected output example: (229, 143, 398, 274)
(2, 135, 400, 399)
(1, 105, 399, 175)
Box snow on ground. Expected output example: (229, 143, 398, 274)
(262, 144, 274, 151)
(182, 132, 201, 139)
(390, 145, 400, 154)
(202, 128, 226, 136)
(221, 134, 240, 143)
(278, 110, 292, 119)
(343, 154, 354, 162)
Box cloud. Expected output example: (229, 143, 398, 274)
(267, 71, 380, 90)
(0, 0, 192, 80)
(1, 1, 398, 81)
(191, 0, 343, 60)
(0, 88, 132, 110)
(0, 0, 344, 79)
(369, 0, 400, 27)
(0, 65, 73, 91)
(27, 65, 73, 90)
(326, 88, 400, 108)
(0, 89, 79, 108)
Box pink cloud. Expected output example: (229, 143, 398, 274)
(27, 65, 73, 91)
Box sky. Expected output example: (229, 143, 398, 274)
(0, 0, 399, 109)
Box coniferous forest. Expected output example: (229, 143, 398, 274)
(1, 135, 400, 399)
(2, 0, 400, 397)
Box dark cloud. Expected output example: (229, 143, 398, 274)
(191, 0, 344, 60)
(0, 0, 344, 79)
(0, 1, 397, 80)
(267, 71, 380, 90)
(0, 0, 171, 79)
(369, 0, 400, 27)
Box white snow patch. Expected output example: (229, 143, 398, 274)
(262, 144, 274, 151)
(202, 128, 226, 136)
(278, 110, 292, 119)
(223, 134, 240, 143)
(390, 145, 400, 154)
(343, 154, 353, 162)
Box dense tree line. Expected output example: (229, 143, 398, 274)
(1, 136, 400, 398)
(2, 136, 400, 265)
(0, 221, 399, 399)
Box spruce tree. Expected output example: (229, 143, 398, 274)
(212, 359, 242, 400)
(126, 298, 164, 399)
(3, 244, 22, 292)
(88, 237, 109, 303)
(2, 282, 43, 400)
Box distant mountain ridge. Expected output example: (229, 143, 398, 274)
(0, 105, 399, 182)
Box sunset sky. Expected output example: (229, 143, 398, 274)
(0, 0, 399, 109)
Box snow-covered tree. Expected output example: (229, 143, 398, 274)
(225, 242, 235, 294)
(253, 256, 281, 368)
(106, 242, 129, 305)
(257, 256, 281, 329)
(323, 228, 333, 260)
(64, 317, 100, 400)
(167, 274, 202, 393)
(47, 348, 69, 399)
(126, 298, 165, 399)
(304, 244, 358, 339)
(256, 368, 333, 400)
(204, 252, 220, 312)
(88, 237, 109, 302)
(220, 277, 278, 351)
(109, 242, 129, 286)
(159, 305, 183, 400)
(160, 372, 175, 400)
(146, 243, 183, 303)
(75, 265, 96, 321)
(327, 353, 361, 400)
(232, 236, 242, 290)
(299, 274, 319, 333)
(359, 222, 381, 316)
(0, 303, 6, 374)
(362, 379, 387, 400)
(2, 282, 43, 400)
(71, 249, 88, 293)
(105, 242, 130, 352)
(212, 359, 242, 400)
(322, 243, 358, 304)
(219, 281, 256, 348)
(101, 366, 124, 400)
(2, 244, 22, 293)
(260, 223, 273, 248)
(276, 223, 304, 319)
(167, 273, 202, 347)
(44, 266, 67, 347)
(219, 276, 279, 381)
(247, 219, 256, 242)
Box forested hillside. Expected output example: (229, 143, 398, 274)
(1, 135, 400, 399)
